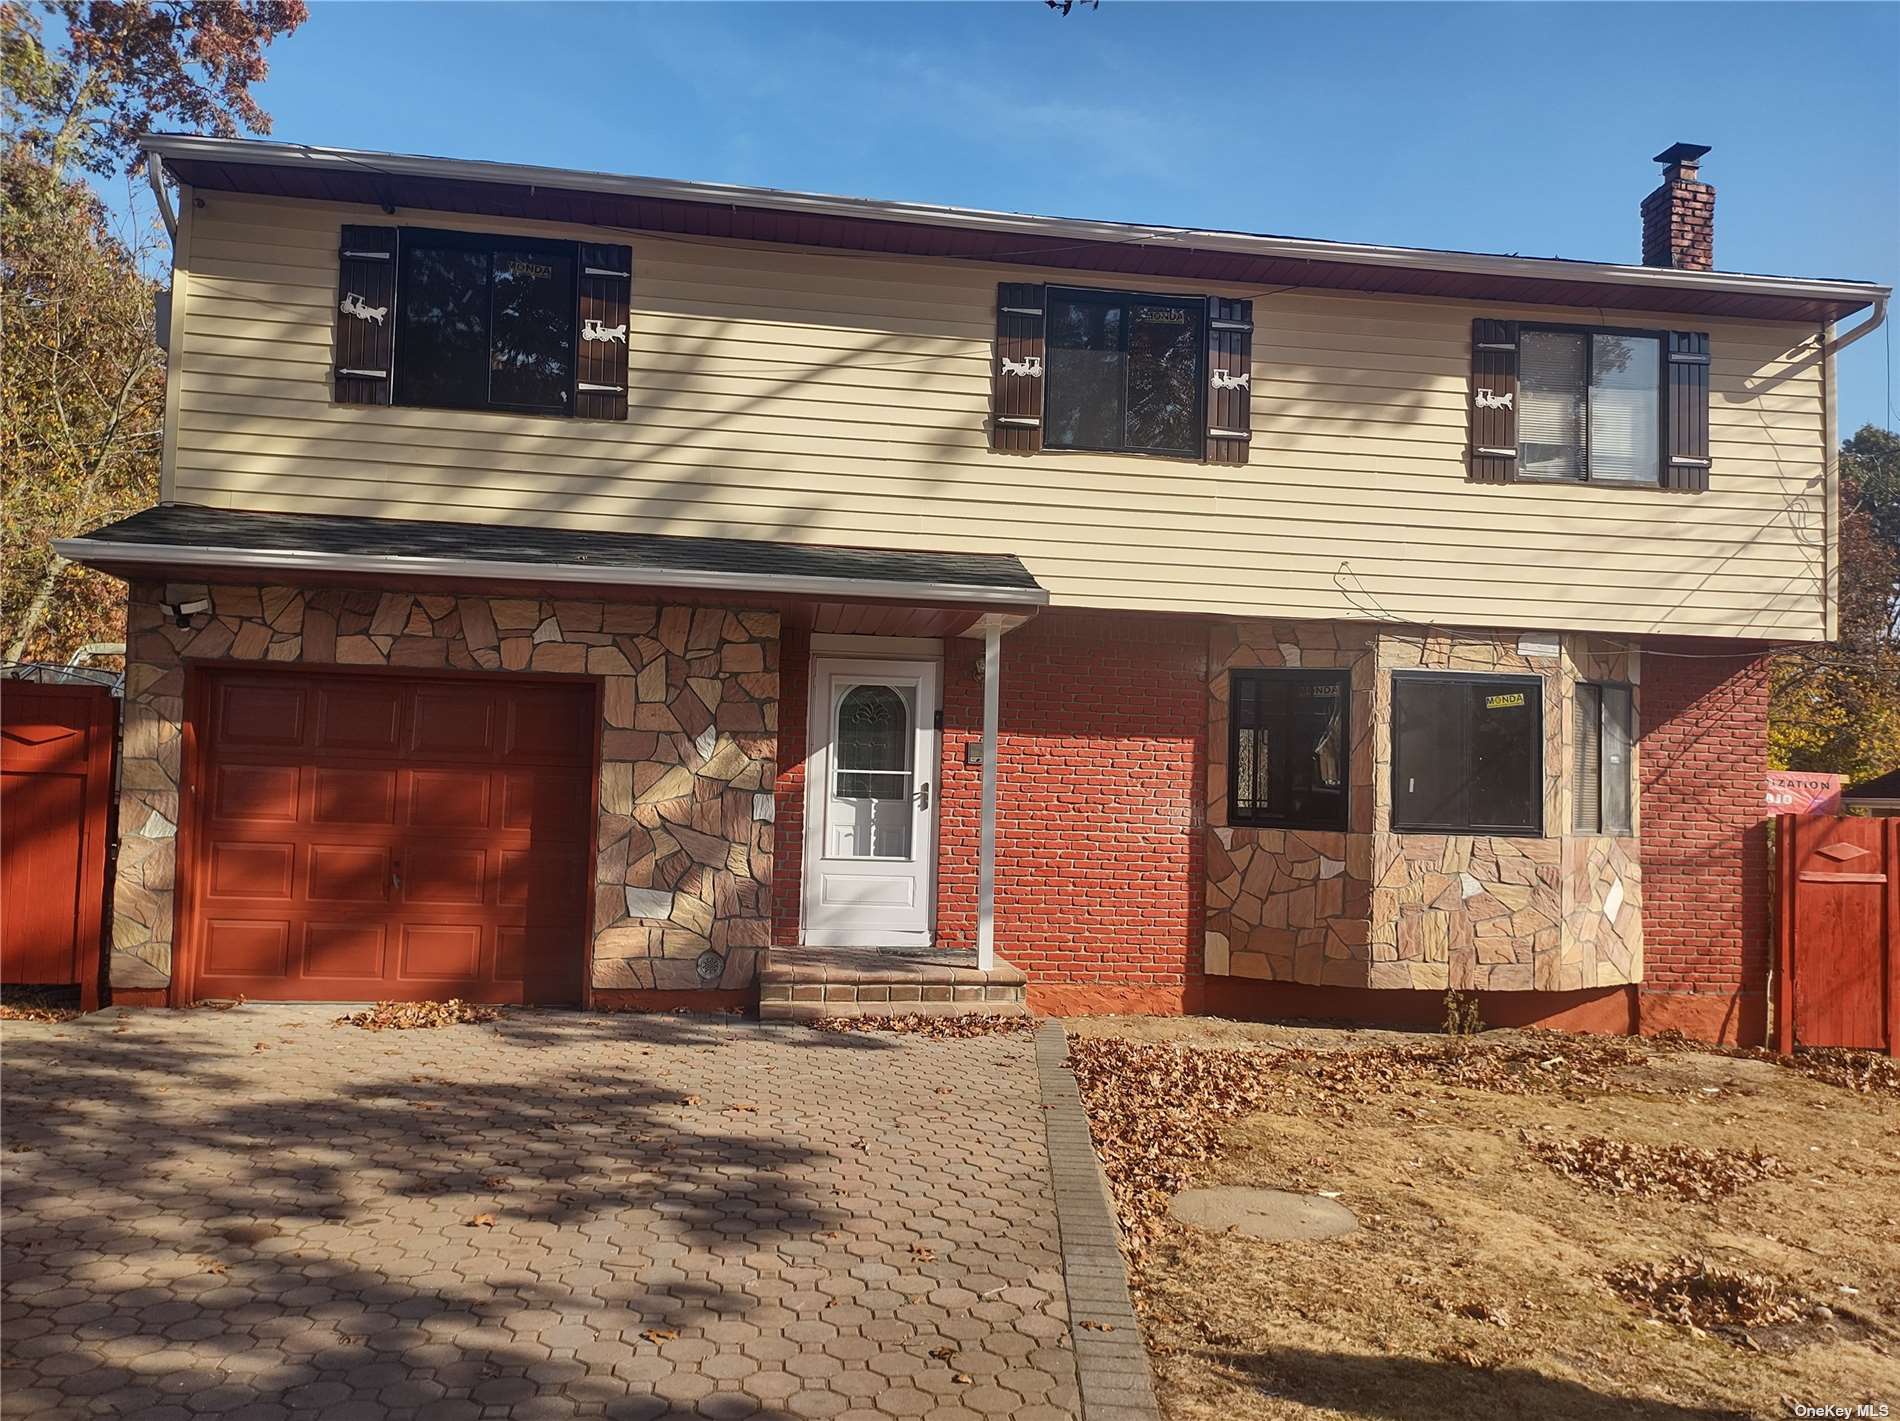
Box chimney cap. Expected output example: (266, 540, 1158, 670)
(1653, 142, 1713, 168)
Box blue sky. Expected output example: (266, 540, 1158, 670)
(211, 1, 1899, 430)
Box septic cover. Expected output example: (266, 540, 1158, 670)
(1169, 1186, 1359, 1240)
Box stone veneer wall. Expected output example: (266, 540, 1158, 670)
(1204, 622, 1642, 992)
(113, 580, 777, 997)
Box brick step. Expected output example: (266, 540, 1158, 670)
(758, 946, 1028, 1022)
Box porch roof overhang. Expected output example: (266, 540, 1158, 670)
(54, 505, 1047, 637)
(140, 134, 1889, 326)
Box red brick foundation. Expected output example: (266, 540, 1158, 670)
(1635, 639, 1772, 1045)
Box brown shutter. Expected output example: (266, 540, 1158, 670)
(1468, 318, 1518, 483)
(334, 225, 396, 405)
(1662, 330, 1711, 492)
(992, 282, 1044, 453)
(1205, 298, 1253, 465)
(576, 243, 632, 421)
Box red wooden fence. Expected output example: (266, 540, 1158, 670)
(1, 682, 116, 1009)
(1774, 813, 1898, 1057)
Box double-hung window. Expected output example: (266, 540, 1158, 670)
(395, 229, 579, 415)
(1572, 683, 1634, 834)
(1044, 288, 1205, 456)
(1228, 670, 1350, 830)
(1391, 673, 1543, 835)
(1518, 328, 1663, 484)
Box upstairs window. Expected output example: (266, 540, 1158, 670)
(1044, 288, 1205, 457)
(1391, 673, 1543, 835)
(395, 230, 578, 415)
(1518, 328, 1663, 484)
(1228, 670, 1350, 830)
(1572, 682, 1634, 835)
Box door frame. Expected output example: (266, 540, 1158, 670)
(172, 659, 603, 1007)
(800, 652, 942, 948)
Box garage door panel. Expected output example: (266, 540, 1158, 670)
(202, 920, 290, 977)
(314, 683, 403, 755)
(191, 668, 592, 1005)
(506, 688, 597, 762)
(408, 769, 493, 829)
(501, 769, 591, 833)
(399, 923, 484, 980)
(311, 767, 399, 826)
(303, 922, 386, 979)
(214, 682, 306, 749)
(409, 687, 497, 759)
(308, 844, 392, 903)
(207, 841, 295, 900)
(211, 763, 300, 822)
(404, 846, 490, 905)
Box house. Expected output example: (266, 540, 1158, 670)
(57, 135, 1889, 1044)
(1844, 768, 1900, 816)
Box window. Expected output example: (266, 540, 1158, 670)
(1572, 683, 1633, 835)
(1518, 328, 1662, 484)
(395, 229, 577, 415)
(1391, 673, 1543, 834)
(1228, 670, 1350, 830)
(1045, 288, 1204, 456)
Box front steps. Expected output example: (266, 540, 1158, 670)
(757, 945, 1029, 1021)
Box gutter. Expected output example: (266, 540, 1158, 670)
(49, 537, 1052, 610)
(1826, 295, 1888, 356)
(136, 134, 1891, 316)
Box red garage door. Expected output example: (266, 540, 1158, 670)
(190, 669, 594, 1004)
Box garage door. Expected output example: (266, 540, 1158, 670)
(191, 669, 594, 1004)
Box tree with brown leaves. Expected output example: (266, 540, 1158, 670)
(1, 0, 305, 663)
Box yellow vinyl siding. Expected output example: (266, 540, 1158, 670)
(165, 191, 1831, 640)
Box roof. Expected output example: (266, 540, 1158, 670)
(1845, 767, 1900, 799)
(55, 505, 1047, 608)
(141, 134, 1889, 326)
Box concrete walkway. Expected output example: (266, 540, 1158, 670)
(1, 1008, 1081, 1419)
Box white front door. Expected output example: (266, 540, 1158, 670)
(802, 656, 939, 947)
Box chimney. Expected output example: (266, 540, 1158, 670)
(1641, 142, 1715, 271)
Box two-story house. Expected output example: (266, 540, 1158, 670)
(60, 136, 1887, 1042)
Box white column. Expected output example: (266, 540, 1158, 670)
(976, 623, 1000, 972)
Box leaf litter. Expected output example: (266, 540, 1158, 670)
(333, 999, 501, 1030)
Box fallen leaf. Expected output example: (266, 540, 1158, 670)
(465, 1212, 498, 1229)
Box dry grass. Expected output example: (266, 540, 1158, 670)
(1068, 1017, 1900, 1421)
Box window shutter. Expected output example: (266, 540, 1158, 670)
(1205, 298, 1253, 465)
(992, 282, 1045, 453)
(576, 243, 632, 421)
(1663, 331, 1711, 492)
(334, 225, 396, 405)
(1469, 318, 1518, 483)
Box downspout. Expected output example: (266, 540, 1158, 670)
(146, 153, 177, 239)
(1824, 295, 1888, 358)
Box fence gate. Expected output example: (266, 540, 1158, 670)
(1, 682, 117, 1008)
(1775, 813, 1898, 1056)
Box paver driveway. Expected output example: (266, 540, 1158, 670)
(1, 1008, 1081, 1420)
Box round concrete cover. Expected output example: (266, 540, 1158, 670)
(1169, 1186, 1359, 1240)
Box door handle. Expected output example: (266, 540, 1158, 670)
(916, 781, 930, 811)
(390, 859, 402, 894)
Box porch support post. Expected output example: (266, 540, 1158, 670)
(977, 623, 1001, 972)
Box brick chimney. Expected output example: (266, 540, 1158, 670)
(1641, 142, 1715, 271)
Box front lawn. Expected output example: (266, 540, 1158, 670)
(1067, 1016, 1900, 1421)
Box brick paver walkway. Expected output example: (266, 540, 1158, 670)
(1, 1008, 1080, 1420)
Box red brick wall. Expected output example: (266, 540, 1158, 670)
(935, 611, 1207, 1009)
(1637, 638, 1771, 1035)
(770, 624, 811, 947)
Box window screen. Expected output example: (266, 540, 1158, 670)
(1518, 327, 1662, 485)
(1573, 682, 1633, 834)
(1392, 674, 1543, 834)
(1229, 670, 1350, 830)
(1045, 288, 1204, 456)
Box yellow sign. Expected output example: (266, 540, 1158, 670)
(1485, 692, 1527, 710)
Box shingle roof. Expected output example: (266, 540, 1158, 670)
(1846, 767, 1900, 799)
(63, 505, 1045, 601)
